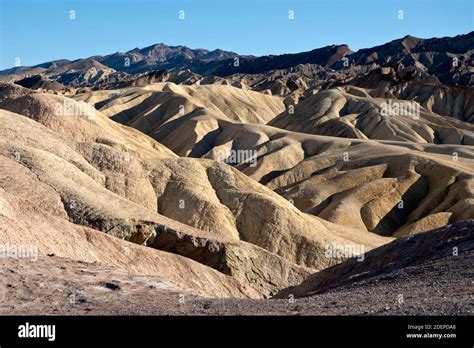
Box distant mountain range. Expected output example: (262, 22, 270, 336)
(1, 32, 472, 87)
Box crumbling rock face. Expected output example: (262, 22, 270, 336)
(0, 108, 289, 297)
(151, 225, 312, 297)
(145, 158, 387, 269)
(0, 150, 258, 299)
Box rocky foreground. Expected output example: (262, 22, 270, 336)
(1, 220, 472, 315)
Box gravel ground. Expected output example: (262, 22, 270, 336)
(0, 246, 471, 315)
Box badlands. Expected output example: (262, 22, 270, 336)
(0, 32, 472, 315)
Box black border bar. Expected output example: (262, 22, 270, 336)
(0, 315, 472, 346)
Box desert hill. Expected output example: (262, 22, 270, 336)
(269, 86, 474, 144)
(0, 84, 391, 297)
(76, 82, 285, 127)
(74, 81, 474, 237)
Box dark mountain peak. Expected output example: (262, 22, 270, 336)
(201, 48, 239, 61)
(308, 43, 351, 54)
(0, 32, 471, 87)
(399, 35, 422, 49)
(207, 43, 353, 77)
(402, 34, 419, 39)
(140, 42, 169, 53)
(400, 34, 421, 42)
(415, 31, 474, 53)
(144, 42, 166, 49)
(353, 32, 474, 62)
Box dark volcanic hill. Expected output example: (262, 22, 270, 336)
(338, 32, 474, 86)
(205, 44, 352, 76)
(0, 32, 472, 89)
(99, 43, 242, 74)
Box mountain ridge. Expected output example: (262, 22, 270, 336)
(1, 32, 472, 88)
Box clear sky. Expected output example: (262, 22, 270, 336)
(0, 0, 473, 70)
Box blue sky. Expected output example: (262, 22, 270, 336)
(0, 0, 472, 69)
